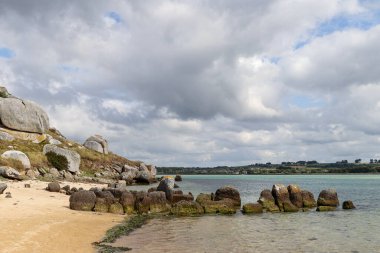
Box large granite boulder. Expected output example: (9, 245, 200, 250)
(120, 191, 135, 214)
(83, 135, 108, 154)
(43, 144, 80, 173)
(0, 166, 22, 180)
(301, 190, 317, 208)
(0, 97, 49, 134)
(258, 189, 280, 212)
(195, 193, 236, 214)
(1, 150, 31, 169)
(317, 189, 339, 207)
(0, 183, 7, 194)
(288, 184, 303, 208)
(170, 200, 204, 216)
(157, 176, 175, 201)
(69, 190, 96, 211)
(214, 186, 241, 208)
(242, 203, 263, 214)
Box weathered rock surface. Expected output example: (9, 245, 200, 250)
(288, 184, 303, 208)
(258, 189, 280, 212)
(171, 193, 194, 204)
(43, 144, 81, 173)
(0, 183, 7, 194)
(47, 182, 60, 192)
(316, 206, 336, 212)
(0, 131, 14, 141)
(214, 186, 241, 207)
(109, 203, 124, 214)
(120, 191, 135, 214)
(342, 200, 356, 210)
(242, 203, 263, 214)
(301, 190, 317, 208)
(175, 174, 182, 182)
(195, 193, 235, 214)
(272, 184, 298, 212)
(69, 190, 96, 211)
(148, 191, 170, 213)
(0, 166, 21, 180)
(317, 189, 339, 207)
(84, 135, 109, 154)
(1, 150, 31, 169)
(170, 200, 204, 216)
(157, 176, 175, 201)
(0, 97, 49, 134)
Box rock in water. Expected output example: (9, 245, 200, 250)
(69, 191, 96, 211)
(301, 190, 317, 208)
(317, 189, 339, 207)
(157, 176, 175, 201)
(148, 191, 170, 213)
(0, 166, 21, 180)
(272, 184, 299, 212)
(1, 150, 31, 169)
(0, 97, 49, 134)
(170, 200, 204, 216)
(214, 186, 241, 208)
(288, 184, 303, 208)
(83, 135, 108, 154)
(43, 144, 81, 173)
(342, 200, 356, 209)
(0, 183, 7, 194)
(242, 203, 263, 214)
(258, 189, 280, 212)
(175, 174, 182, 182)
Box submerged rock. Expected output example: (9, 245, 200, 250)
(69, 190, 96, 211)
(316, 206, 337, 212)
(242, 203, 263, 214)
(342, 200, 356, 210)
(170, 200, 204, 216)
(317, 189, 339, 207)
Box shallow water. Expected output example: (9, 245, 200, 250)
(115, 175, 380, 253)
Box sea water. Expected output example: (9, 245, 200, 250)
(113, 175, 380, 253)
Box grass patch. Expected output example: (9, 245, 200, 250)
(94, 215, 151, 252)
(45, 151, 68, 171)
(0, 158, 24, 171)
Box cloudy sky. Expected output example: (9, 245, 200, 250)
(1, 0, 380, 166)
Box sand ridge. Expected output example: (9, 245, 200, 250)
(0, 180, 124, 253)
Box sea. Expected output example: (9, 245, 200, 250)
(111, 174, 380, 253)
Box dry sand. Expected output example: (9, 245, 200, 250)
(0, 180, 124, 253)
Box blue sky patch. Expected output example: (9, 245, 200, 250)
(288, 95, 325, 109)
(0, 47, 14, 58)
(107, 11, 122, 23)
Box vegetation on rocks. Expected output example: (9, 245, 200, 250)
(45, 152, 68, 171)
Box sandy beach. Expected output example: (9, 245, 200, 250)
(0, 180, 124, 253)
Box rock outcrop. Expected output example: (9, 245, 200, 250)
(0, 94, 49, 134)
(258, 189, 280, 212)
(43, 144, 81, 173)
(317, 189, 339, 207)
(272, 184, 299, 212)
(84, 135, 108, 154)
(1, 150, 31, 169)
(195, 193, 236, 214)
(301, 190, 317, 208)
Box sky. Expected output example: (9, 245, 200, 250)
(1, 0, 380, 167)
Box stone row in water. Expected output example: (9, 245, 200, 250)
(65, 177, 355, 215)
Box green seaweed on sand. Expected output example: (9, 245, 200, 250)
(94, 215, 151, 253)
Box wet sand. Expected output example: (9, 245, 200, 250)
(0, 180, 124, 253)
